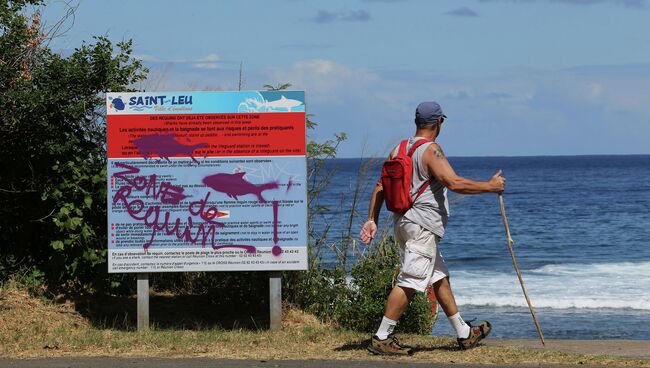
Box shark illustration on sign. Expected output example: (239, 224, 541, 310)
(133, 133, 208, 163)
(202, 172, 279, 203)
(243, 95, 304, 112)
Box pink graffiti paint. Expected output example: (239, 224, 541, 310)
(188, 192, 227, 225)
(133, 133, 208, 164)
(145, 175, 187, 204)
(273, 201, 279, 244)
(212, 245, 256, 253)
(286, 178, 293, 193)
(202, 172, 278, 203)
(113, 163, 235, 251)
(114, 162, 187, 205)
(272, 200, 282, 256)
(272, 245, 282, 256)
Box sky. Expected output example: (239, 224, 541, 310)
(40, 0, 650, 158)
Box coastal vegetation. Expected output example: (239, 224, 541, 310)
(1, 0, 433, 334)
(1, 0, 147, 293)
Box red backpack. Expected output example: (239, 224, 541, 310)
(381, 138, 432, 214)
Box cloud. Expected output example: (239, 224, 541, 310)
(478, 0, 647, 8)
(285, 61, 650, 155)
(200, 54, 221, 62)
(269, 59, 379, 100)
(193, 53, 221, 69)
(484, 91, 513, 99)
(446, 7, 480, 16)
(310, 10, 371, 23)
(132, 53, 158, 62)
(139, 58, 650, 156)
(193, 63, 220, 70)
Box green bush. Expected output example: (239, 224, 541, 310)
(285, 236, 438, 335)
(342, 238, 437, 334)
(282, 266, 351, 323)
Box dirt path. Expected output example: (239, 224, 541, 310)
(484, 338, 650, 359)
(1, 339, 648, 367)
(0, 358, 632, 368)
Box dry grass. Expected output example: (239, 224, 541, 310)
(1, 283, 648, 366)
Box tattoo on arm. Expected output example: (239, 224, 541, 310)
(434, 146, 445, 159)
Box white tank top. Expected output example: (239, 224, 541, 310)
(390, 137, 449, 238)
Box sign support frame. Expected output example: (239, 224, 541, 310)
(269, 271, 282, 330)
(137, 273, 150, 331)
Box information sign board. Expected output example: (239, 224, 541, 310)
(106, 91, 307, 272)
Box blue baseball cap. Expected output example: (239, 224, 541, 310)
(415, 101, 447, 126)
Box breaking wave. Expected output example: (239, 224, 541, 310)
(452, 261, 650, 311)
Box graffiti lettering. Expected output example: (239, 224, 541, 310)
(113, 162, 225, 250)
(271, 200, 282, 256)
(114, 163, 187, 205)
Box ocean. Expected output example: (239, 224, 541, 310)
(312, 155, 650, 340)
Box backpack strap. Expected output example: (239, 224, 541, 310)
(413, 178, 431, 202)
(397, 139, 409, 157)
(391, 139, 423, 159)
(407, 138, 434, 202)
(407, 138, 432, 157)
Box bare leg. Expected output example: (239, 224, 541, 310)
(433, 277, 459, 316)
(383, 285, 415, 320)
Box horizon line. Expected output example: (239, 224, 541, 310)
(332, 153, 650, 160)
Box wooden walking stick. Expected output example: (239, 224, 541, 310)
(498, 193, 546, 346)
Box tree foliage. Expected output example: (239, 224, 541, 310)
(0, 0, 147, 291)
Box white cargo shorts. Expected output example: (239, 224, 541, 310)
(393, 216, 449, 292)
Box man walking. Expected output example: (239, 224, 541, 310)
(359, 101, 506, 355)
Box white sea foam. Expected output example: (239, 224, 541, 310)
(451, 261, 650, 311)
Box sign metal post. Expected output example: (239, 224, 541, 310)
(269, 271, 282, 330)
(137, 273, 149, 331)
